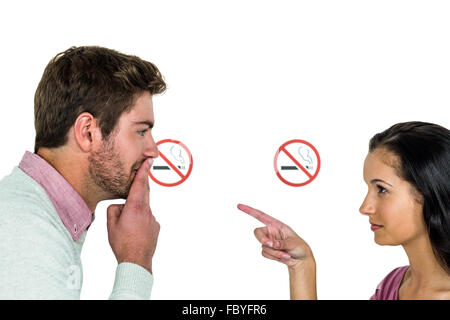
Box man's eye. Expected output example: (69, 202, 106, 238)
(376, 185, 387, 194)
(137, 130, 148, 136)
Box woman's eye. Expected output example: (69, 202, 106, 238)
(376, 185, 387, 194)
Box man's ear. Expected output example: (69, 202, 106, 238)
(73, 112, 101, 152)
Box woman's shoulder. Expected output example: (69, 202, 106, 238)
(370, 266, 409, 300)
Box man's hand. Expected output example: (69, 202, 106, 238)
(107, 158, 160, 274)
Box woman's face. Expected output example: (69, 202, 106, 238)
(359, 148, 426, 246)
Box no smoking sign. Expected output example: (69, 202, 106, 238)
(149, 139, 193, 187)
(274, 139, 321, 187)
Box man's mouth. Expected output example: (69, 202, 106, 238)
(133, 160, 153, 175)
(133, 163, 143, 174)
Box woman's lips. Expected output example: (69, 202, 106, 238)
(370, 224, 383, 231)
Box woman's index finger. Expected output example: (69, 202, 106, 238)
(237, 203, 282, 227)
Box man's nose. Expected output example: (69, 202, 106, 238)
(144, 134, 159, 159)
(359, 193, 375, 216)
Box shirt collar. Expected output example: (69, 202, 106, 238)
(18, 151, 93, 241)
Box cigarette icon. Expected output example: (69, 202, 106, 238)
(281, 166, 298, 170)
(153, 165, 185, 170)
(153, 166, 170, 170)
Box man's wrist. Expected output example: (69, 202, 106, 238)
(118, 258, 152, 275)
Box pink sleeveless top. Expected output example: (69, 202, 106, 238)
(370, 266, 409, 300)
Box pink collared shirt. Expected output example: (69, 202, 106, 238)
(18, 151, 93, 241)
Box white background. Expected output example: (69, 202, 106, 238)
(0, 1, 449, 299)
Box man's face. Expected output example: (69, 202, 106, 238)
(88, 91, 158, 199)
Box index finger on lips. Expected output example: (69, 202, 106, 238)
(237, 203, 282, 227)
(126, 158, 152, 205)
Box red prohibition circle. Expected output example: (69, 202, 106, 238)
(273, 139, 321, 187)
(149, 139, 193, 187)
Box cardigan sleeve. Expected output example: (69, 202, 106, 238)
(109, 262, 154, 300)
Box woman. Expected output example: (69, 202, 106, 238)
(238, 121, 450, 299)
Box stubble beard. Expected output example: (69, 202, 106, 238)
(87, 135, 134, 200)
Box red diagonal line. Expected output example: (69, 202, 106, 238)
(158, 151, 186, 179)
(280, 147, 313, 179)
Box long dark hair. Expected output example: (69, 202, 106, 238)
(369, 121, 450, 273)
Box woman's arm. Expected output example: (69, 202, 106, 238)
(238, 203, 317, 300)
(288, 256, 317, 299)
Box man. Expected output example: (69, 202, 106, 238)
(0, 46, 165, 299)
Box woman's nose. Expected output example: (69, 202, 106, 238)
(359, 193, 375, 216)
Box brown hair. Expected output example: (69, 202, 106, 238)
(34, 46, 166, 153)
